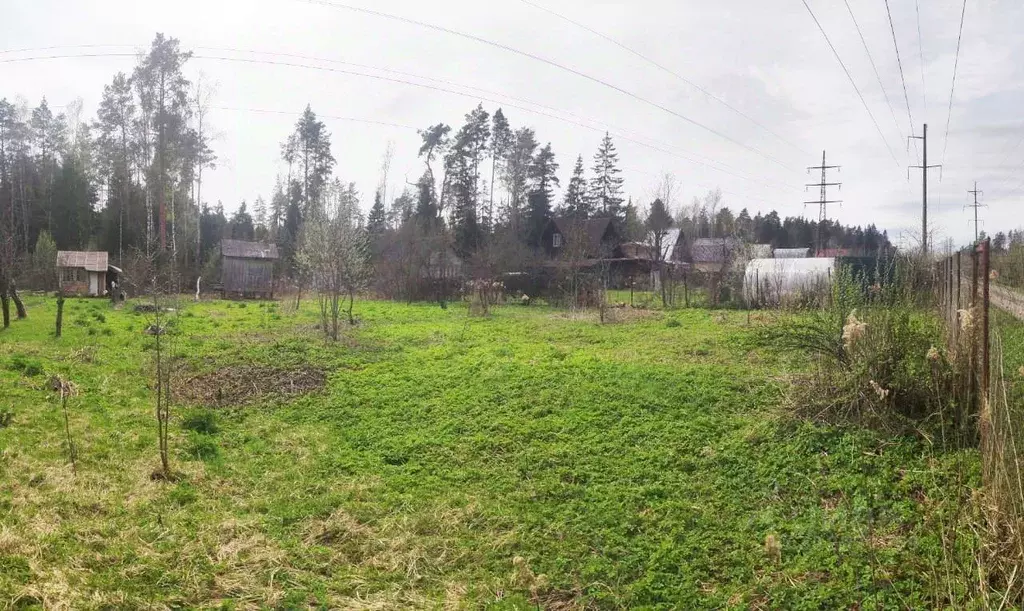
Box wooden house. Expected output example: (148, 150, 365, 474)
(543, 217, 622, 261)
(220, 239, 280, 298)
(56, 251, 120, 296)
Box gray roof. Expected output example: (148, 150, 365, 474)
(221, 239, 280, 260)
(747, 244, 773, 259)
(56, 251, 108, 272)
(774, 248, 811, 259)
(646, 228, 682, 261)
(691, 238, 741, 264)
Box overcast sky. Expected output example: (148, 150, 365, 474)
(3, 0, 1023, 248)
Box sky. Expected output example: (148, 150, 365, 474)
(2, 0, 1023, 250)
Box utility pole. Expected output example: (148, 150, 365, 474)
(805, 150, 841, 256)
(967, 181, 985, 243)
(909, 123, 942, 254)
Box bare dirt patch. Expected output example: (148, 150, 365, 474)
(175, 365, 326, 407)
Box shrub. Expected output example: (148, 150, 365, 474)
(182, 408, 219, 435)
(666, 319, 681, 328)
(764, 265, 967, 439)
(8, 355, 43, 377)
(185, 435, 220, 461)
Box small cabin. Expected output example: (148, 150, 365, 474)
(56, 251, 120, 296)
(220, 239, 280, 299)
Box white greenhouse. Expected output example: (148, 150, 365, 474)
(743, 257, 836, 306)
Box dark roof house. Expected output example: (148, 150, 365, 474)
(543, 217, 622, 260)
(220, 239, 280, 298)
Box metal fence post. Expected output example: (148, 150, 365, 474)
(982, 238, 990, 404)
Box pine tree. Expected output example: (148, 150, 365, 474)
(447, 105, 490, 255)
(500, 127, 537, 232)
(281, 106, 335, 220)
(133, 34, 194, 251)
(269, 177, 287, 239)
(489, 109, 512, 227)
(589, 132, 624, 219)
(562, 155, 589, 217)
(525, 143, 559, 247)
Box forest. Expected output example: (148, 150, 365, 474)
(0, 34, 895, 303)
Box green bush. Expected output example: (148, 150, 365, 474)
(764, 263, 965, 439)
(185, 435, 220, 461)
(182, 409, 219, 435)
(8, 355, 43, 377)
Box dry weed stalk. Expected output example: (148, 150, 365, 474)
(50, 375, 78, 475)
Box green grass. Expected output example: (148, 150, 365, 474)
(0, 295, 979, 608)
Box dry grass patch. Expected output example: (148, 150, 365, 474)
(174, 365, 326, 408)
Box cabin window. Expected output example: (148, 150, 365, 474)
(552, 233, 563, 248)
(60, 268, 83, 283)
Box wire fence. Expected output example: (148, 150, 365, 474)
(936, 238, 1024, 588)
(934, 239, 989, 418)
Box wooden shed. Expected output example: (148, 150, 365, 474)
(220, 239, 280, 299)
(56, 251, 119, 297)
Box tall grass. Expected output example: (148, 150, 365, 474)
(763, 258, 970, 439)
(981, 336, 1024, 602)
(765, 252, 1024, 605)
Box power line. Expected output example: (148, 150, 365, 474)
(0, 43, 798, 192)
(885, 0, 920, 164)
(291, 0, 800, 172)
(941, 0, 967, 165)
(842, 0, 906, 155)
(0, 43, 135, 55)
(0, 51, 799, 193)
(516, 0, 811, 157)
(212, 105, 416, 130)
(800, 0, 900, 166)
(199, 46, 798, 192)
(915, 0, 926, 115)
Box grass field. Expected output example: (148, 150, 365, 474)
(0, 295, 979, 608)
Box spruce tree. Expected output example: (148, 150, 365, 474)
(589, 132, 624, 220)
(562, 155, 589, 217)
(367, 190, 387, 236)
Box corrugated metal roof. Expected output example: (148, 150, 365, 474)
(56, 251, 108, 272)
(746, 244, 773, 259)
(774, 248, 810, 259)
(691, 238, 740, 263)
(221, 239, 280, 260)
(645, 228, 681, 261)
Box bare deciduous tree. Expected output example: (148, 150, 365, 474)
(301, 213, 370, 340)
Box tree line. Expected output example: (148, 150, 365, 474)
(0, 33, 892, 311)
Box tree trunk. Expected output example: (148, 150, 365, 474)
(55, 290, 64, 337)
(10, 281, 26, 319)
(347, 289, 355, 325)
(1, 287, 9, 329)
